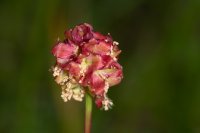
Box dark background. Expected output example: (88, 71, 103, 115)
(1, 0, 200, 133)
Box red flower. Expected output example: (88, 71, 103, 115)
(65, 23, 93, 45)
(52, 42, 78, 66)
(82, 39, 112, 56)
(51, 23, 123, 110)
(93, 32, 113, 42)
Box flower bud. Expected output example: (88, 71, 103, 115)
(66, 23, 93, 44)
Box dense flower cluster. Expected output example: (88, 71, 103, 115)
(51, 23, 123, 110)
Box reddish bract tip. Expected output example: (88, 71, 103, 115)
(95, 97, 103, 108)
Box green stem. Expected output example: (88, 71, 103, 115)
(85, 93, 92, 133)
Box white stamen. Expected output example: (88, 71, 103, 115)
(102, 98, 113, 111)
(52, 66, 62, 77)
(113, 41, 119, 45)
(61, 88, 73, 102)
(51, 65, 85, 102)
(72, 88, 85, 101)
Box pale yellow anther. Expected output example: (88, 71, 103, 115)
(102, 98, 113, 111)
(52, 65, 85, 102)
(113, 41, 119, 45)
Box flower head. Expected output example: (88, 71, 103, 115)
(51, 23, 123, 110)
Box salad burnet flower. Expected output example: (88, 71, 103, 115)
(51, 23, 123, 110)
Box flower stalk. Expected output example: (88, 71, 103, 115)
(85, 93, 92, 133)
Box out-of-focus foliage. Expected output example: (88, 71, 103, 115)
(0, 0, 200, 133)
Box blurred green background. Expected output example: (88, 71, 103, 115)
(1, 0, 200, 132)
